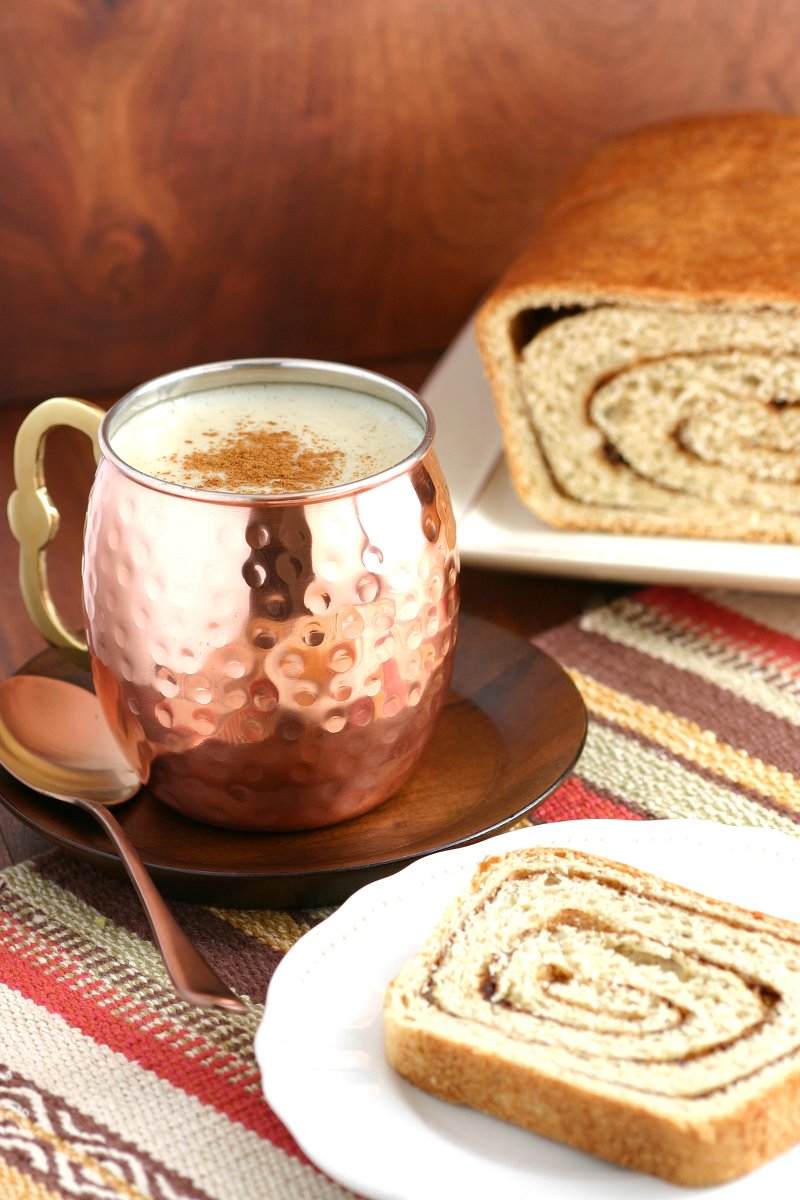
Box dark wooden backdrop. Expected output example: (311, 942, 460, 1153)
(2, 0, 800, 407)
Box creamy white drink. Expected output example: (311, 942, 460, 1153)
(110, 381, 423, 494)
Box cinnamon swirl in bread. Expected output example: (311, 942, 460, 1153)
(475, 113, 800, 542)
(384, 846, 800, 1185)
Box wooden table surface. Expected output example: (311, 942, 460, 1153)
(0, 360, 625, 872)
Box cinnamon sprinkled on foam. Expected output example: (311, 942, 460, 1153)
(168, 420, 347, 492)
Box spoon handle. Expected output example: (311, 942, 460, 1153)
(76, 797, 247, 1013)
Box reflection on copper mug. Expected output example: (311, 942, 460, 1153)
(8, 360, 459, 830)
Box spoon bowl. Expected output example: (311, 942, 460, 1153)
(0, 673, 247, 1014)
(0, 674, 140, 804)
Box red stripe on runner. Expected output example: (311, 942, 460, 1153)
(636, 587, 800, 671)
(534, 775, 646, 824)
(0, 933, 308, 1165)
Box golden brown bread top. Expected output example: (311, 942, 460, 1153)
(489, 112, 800, 309)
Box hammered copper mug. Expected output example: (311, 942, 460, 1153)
(8, 360, 459, 831)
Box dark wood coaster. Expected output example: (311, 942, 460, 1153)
(0, 613, 586, 908)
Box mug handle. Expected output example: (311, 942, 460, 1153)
(7, 397, 105, 667)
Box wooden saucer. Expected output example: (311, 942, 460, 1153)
(0, 614, 586, 908)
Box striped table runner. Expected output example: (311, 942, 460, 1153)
(2, 583, 800, 1199)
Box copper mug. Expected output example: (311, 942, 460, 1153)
(8, 360, 459, 830)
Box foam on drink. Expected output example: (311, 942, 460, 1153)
(110, 382, 423, 494)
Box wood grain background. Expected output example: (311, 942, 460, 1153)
(2, 0, 800, 406)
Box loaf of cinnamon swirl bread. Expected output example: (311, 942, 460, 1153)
(384, 846, 800, 1185)
(475, 113, 800, 542)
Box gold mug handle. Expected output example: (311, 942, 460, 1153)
(7, 397, 105, 667)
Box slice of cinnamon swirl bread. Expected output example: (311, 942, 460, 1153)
(475, 113, 800, 542)
(383, 846, 800, 1185)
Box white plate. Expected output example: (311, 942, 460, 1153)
(421, 322, 800, 592)
(256, 818, 800, 1200)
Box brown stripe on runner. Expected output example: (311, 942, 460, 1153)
(536, 622, 800, 778)
(572, 669, 800, 814)
(586, 711, 800, 828)
(29, 854, 283, 1002)
(0, 1064, 214, 1200)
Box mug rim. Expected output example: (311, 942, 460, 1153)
(98, 358, 436, 506)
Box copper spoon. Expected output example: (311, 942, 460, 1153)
(0, 674, 247, 1014)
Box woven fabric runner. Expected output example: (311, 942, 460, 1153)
(2, 583, 800, 1199)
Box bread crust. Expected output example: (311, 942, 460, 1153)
(474, 113, 800, 542)
(484, 113, 800, 306)
(383, 846, 800, 1185)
